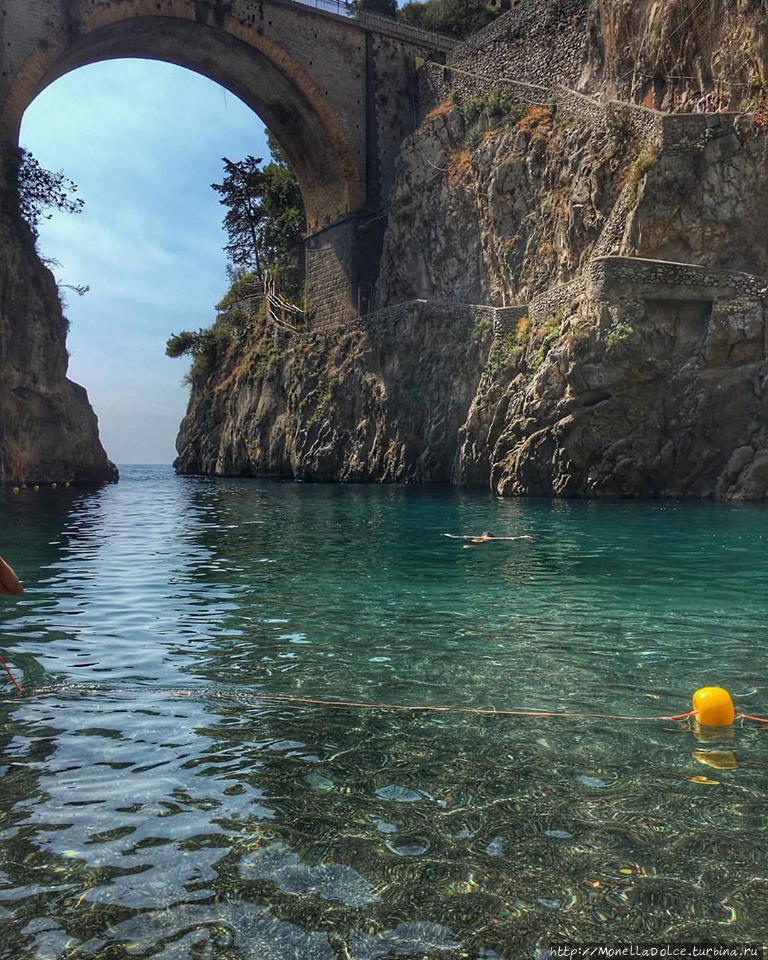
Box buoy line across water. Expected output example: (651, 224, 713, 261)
(15, 683, 768, 728)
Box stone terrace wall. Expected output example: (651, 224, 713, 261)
(417, 62, 548, 121)
(659, 112, 745, 154)
(493, 305, 529, 337)
(416, 69, 661, 145)
(552, 88, 661, 142)
(527, 278, 589, 326)
(587, 256, 768, 302)
(357, 299, 499, 331)
(447, 0, 590, 92)
(414, 0, 593, 118)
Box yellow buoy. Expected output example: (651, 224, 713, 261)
(64, 481, 71, 488)
(692, 687, 735, 727)
(11, 486, 20, 495)
(32, 484, 40, 492)
(51, 482, 57, 490)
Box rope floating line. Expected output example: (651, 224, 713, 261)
(15, 683, 768, 727)
(0, 656, 23, 695)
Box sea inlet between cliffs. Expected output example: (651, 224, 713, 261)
(0, 465, 766, 956)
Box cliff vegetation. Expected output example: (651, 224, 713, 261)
(175, 0, 768, 501)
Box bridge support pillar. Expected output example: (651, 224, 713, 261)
(305, 211, 387, 325)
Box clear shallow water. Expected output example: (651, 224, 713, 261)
(0, 465, 766, 958)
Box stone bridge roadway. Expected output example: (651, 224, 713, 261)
(0, 0, 455, 320)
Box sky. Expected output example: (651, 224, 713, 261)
(20, 59, 271, 465)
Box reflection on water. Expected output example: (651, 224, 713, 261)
(0, 466, 767, 957)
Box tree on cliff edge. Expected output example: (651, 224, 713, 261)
(167, 135, 305, 379)
(15, 148, 84, 241)
(211, 145, 304, 295)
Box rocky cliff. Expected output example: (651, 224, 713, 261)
(175, 301, 491, 483)
(443, 0, 768, 114)
(457, 257, 768, 500)
(176, 59, 768, 500)
(2, 0, 760, 499)
(0, 152, 116, 487)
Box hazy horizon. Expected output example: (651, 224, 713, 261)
(20, 59, 271, 464)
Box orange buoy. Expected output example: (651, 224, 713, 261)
(692, 687, 735, 727)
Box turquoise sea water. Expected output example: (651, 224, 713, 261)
(0, 465, 766, 957)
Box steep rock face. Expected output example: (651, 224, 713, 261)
(458, 274, 768, 500)
(383, 102, 768, 308)
(177, 96, 768, 500)
(626, 117, 768, 274)
(445, 0, 768, 113)
(376, 103, 635, 307)
(177, 3, 768, 500)
(587, 0, 768, 111)
(0, 162, 116, 485)
(175, 303, 491, 482)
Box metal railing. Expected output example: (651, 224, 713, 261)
(356, 10, 457, 50)
(292, 0, 352, 16)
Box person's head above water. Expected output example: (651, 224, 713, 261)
(481, 531, 494, 538)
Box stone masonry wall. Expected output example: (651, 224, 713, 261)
(527, 277, 588, 326)
(659, 112, 745, 154)
(305, 216, 361, 324)
(417, 60, 549, 120)
(587, 256, 768, 302)
(482, 256, 768, 349)
(447, 0, 590, 92)
(368, 34, 421, 207)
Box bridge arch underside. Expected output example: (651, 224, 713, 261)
(9, 15, 363, 232)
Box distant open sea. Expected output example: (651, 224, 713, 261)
(0, 464, 766, 957)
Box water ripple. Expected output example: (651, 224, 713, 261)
(0, 468, 766, 956)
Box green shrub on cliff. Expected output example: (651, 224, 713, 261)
(459, 89, 530, 148)
(605, 320, 634, 348)
(530, 310, 563, 372)
(625, 148, 658, 209)
(458, 90, 539, 149)
(485, 315, 530, 375)
(166, 325, 232, 384)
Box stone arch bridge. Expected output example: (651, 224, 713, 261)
(0, 0, 453, 320)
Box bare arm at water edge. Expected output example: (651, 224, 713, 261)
(443, 534, 533, 542)
(485, 535, 533, 541)
(0, 557, 23, 596)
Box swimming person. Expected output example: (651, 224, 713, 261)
(443, 531, 533, 546)
(0, 556, 23, 596)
